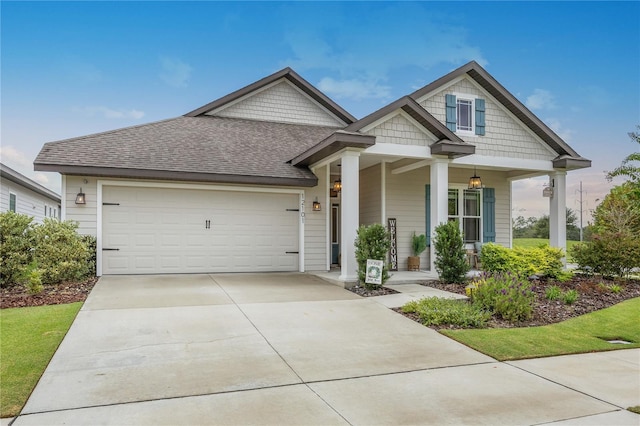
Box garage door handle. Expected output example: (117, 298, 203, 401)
(285, 251, 299, 254)
(102, 248, 120, 251)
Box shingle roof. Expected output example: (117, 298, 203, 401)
(34, 116, 340, 187)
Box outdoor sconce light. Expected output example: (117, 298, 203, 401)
(75, 189, 86, 205)
(333, 179, 342, 192)
(468, 167, 482, 190)
(312, 197, 321, 211)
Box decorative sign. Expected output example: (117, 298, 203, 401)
(365, 259, 384, 285)
(388, 218, 398, 271)
(542, 187, 554, 198)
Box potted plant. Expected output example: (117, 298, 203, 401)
(408, 232, 427, 271)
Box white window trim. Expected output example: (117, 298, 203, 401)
(9, 192, 17, 212)
(448, 184, 483, 244)
(452, 92, 479, 138)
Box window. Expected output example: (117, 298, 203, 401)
(445, 94, 485, 136)
(456, 99, 473, 132)
(9, 193, 16, 212)
(448, 188, 481, 243)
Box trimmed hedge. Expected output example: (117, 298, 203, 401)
(479, 242, 564, 278)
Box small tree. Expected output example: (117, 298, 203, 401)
(354, 223, 391, 289)
(433, 221, 469, 283)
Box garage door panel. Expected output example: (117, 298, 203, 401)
(102, 186, 299, 274)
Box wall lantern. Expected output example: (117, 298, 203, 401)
(312, 197, 321, 211)
(468, 167, 482, 190)
(333, 179, 342, 192)
(75, 188, 86, 205)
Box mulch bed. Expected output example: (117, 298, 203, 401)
(347, 274, 640, 329)
(1, 277, 98, 309)
(417, 275, 640, 328)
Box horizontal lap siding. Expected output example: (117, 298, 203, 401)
(385, 165, 429, 270)
(304, 166, 328, 271)
(359, 164, 381, 226)
(0, 180, 58, 223)
(65, 176, 98, 236)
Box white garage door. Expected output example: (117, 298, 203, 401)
(102, 186, 300, 274)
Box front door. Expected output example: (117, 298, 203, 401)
(331, 203, 340, 265)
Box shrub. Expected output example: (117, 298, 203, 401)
(545, 285, 562, 301)
(571, 233, 640, 278)
(354, 223, 391, 289)
(480, 242, 565, 278)
(33, 219, 90, 285)
(470, 272, 535, 323)
(433, 221, 469, 283)
(20, 262, 44, 295)
(0, 212, 34, 287)
(562, 289, 579, 305)
(81, 235, 97, 277)
(401, 297, 490, 328)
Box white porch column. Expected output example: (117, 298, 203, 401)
(430, 157, 449, 272)
(549, 171, 567, 253)
(339, 150, 360, 282)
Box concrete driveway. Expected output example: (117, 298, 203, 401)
(13, 274, 639, 425)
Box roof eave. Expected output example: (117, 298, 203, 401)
(0, 163, 61, 202)
(33, 164, 318, 187)
(552, 156, 592, 170)
(184, 68, 356, 124)
(290, 132, 376, 167)
(410, 61, 584, 159)
(430, 140, 475, 159)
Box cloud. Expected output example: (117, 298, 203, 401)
(159, 56, 192, 88)
(0, 145, 32, 169)
(74, 106, 145, 120)
(526, 89, 556, 110)
(33, 173, 49, 185)
(279, 3, 486, 101)
(317, 77, 391, 100)
(545, 118, 574, 142)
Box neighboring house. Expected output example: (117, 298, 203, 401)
(34, 61, 590, 282)
(0, 163, 61, 223)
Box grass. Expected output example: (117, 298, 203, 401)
(0, 302, 82, 418)
(441, 297, 640, 361)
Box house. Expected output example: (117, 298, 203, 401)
(34, 61, 590, 282)
(1, 162, 61, 223)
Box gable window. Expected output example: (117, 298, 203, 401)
(448, 188, 481, 243)
(9, 193, 16, 212)
(456, 99, 473, 132)
(445, 94, 486, 136)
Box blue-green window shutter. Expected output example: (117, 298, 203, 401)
(475, 98, 485, 136)
(482, 188, 495, 242)
(425, 184, 431, 246)
(445, 94, 457, 132)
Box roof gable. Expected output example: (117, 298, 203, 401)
(185, 67, 355, 126)
(409, 61, 589, 166)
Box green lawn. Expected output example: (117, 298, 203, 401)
(1, 302, 82, 418)
(441, 297, 640, 361)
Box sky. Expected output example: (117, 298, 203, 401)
(2, 1, 639, 223)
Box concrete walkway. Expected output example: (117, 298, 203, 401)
(10, 274, 639, 425)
